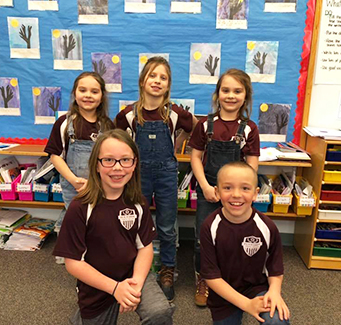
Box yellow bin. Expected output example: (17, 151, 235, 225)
(272, 193, 292, 213)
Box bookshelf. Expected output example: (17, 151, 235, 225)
(0, 144, 312, 217)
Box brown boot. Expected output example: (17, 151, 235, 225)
(159, 265, 175, 302)
(195, 272, 209, 307)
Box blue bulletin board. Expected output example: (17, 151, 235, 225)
(0, 0, 310, 144)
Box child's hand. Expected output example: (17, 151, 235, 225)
(72, 177, 87, 191)
(119, 280, 143, 313)
(246, 296, 271, 323)
(203, 185, 219, 203)
(113, 278, 141, 311)
(263, 290, 290, 321)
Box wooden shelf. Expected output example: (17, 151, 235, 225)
(325, 161, 341, 166)
(317, 219, 341, 224)
(320, 200, 341, 205)
(0, 200, 64, 209)
(310, 256, 341, 270)
(314, 238, 341, 243)
(322, 181, 341, 185)
(0, 144, 48, 157)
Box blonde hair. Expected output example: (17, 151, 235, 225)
(212, 68, 253, 121)
(76, 129, 143, 206)
(135, 56, 172, 126)
(217, 161, 258, 188)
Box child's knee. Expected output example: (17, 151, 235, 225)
(141, 302, 174, 325)
(261, 311, 290, 325)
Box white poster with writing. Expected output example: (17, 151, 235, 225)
(315, 1, 341, 84)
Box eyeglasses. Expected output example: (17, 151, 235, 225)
(97, 157, 136, 168)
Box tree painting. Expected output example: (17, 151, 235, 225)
(63, 34, 76, 59)
(0, 78, 20, 114)
(253, 51, 267, 74)
(171, 99, 195, 115)
(205, 55, 220, 76)
(78, 0, 108, 15)
(19, 24, 32, 48)
(33, 87, 61, 118)
(52, 29, 82, 61)
(93, 59, 107, 77)
(217, 0, 248, 20)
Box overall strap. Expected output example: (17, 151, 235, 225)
(235, 120, 248, 145)
(80, 203, 94, 261)
(67, 114, 76, 143)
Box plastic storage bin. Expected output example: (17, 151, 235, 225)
(313, 245, 341, 258)
(33, 182, 51, 202)
(272, 193, 292, 213)
(51, 183, 63, 202)
(318, 208, 341, 221)
(190, 186, 197, 209)
(323, 170, 341, 182)
(178, 188, 189, 208)
(315, 224, 341, 240)
(326, 149, 341, 162)
(320, 190, 341, 201)
(292, 191, 316, 216)
(0, 174, 20, 200)
(16, 175, 34, 201)
(253, 194, 272, 212)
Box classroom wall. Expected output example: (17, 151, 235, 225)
(0, 0, 308, 145)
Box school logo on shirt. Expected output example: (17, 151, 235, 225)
(118, 208, 137, 230)
(242, 236, 262, 257)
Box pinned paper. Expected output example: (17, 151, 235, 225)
(245, 41, 279, 83)
(264, 0, 297, 13)
(170, 0, 201, 14)
(259, 103, 291, 142)
(216, 0, 249, 29)
(171, 98, 195, 115)
(28, 0, 59, 11)
(125, 0, 156, 13)
(8, 17, 40, 59)
(92, 53, 122, 92)
(0, 78, 20, 116)
(33, 87, 62, 124)
(119, 100, 135, 111)
(78, 0, 108, 24)
(52, 29, 83, 70)
(0, 0, 13, 7)
(189, 43, 221, 84)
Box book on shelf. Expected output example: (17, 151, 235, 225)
(14, 217, 55, 240)
(0, 156, 21, 183)
(260, 147, 311, 162)
(32, 157, 56, 184)
(304, 126, 341, 140)
(0, 208, 29, 229)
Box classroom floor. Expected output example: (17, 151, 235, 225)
(0, 234, 340, 325)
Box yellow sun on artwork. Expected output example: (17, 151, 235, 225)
(120, 105, 126, 111)
(33, 88, 41, 96)
(140, 56, 148, 64)
(10, 79, 18, 87)
(247, 42, 255, 50)
(112, 55, 120, 64)
(52, 29, 61, 38)
(11, 19, 19, 28)
(193, 51, 202, 61)
(260, 103, 269, 112)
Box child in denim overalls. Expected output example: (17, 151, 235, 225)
(188, 69, 260, 307)
(115, 57, 197, 301)
(45, 72, 114, 263)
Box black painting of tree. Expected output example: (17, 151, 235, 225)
(19, 25, 32, 49)
(179, 103, 190, 112)
(0, 85, 14, 108)
(229, 0, 243, 19)
(205, 55, 219, 76)
(93, 59, 107, 77)
(48, 94, 60, 113)
(253, 51, 267, 74)
(63, 34, 76, 59)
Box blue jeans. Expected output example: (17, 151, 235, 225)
(213, 291, 290, 325)
(194, 186, 221, 272)
(141, 161, 178, 267)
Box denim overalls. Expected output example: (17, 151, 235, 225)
(194, 115, 247, 272)
(135, 111, 178, 267)
(55, 116, 100, 231)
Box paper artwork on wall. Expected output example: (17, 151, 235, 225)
(125, 0, 156, 13)
(92, 53, 122, 92)
(52, 29, 83, 70)
(0, 78, 21, 116)
(0, 0, 13, 7)
(8, 17, 40, 59)
(264, 0, 297, 13)
(258, 103, 291, 142)
(216, 0, 249, 30)
(189, 43, 221, 84)
(245, 41, 279, 83)
(170, 0, 201, 14)
(171, 98, 195, 115)
(78, 0, 108, 24)
(33, 87, 61, 124)
(119, 100, 135, 111)
(28, 0, 59, 11)
(139, 53, 169, 73)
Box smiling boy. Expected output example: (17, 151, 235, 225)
(200, 161, 290, 325)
